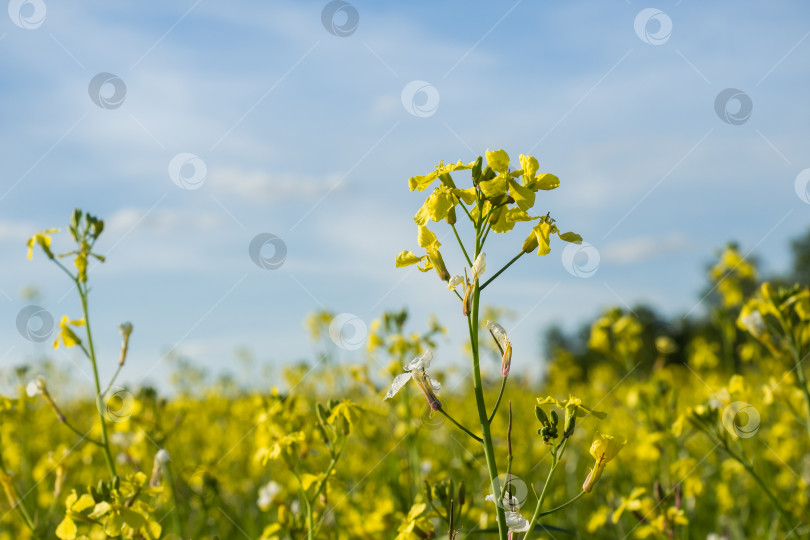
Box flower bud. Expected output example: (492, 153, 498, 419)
(471, 156, 483, 183)
(445, 206, 457, 225)
(119, 322, 133, 339)
(582, 466, 603, 493)
(522, 229, 539, 253)
(563, 406, 577, 438)
(150, 449, 170, 487)
(534, 405, 549, 425)
(427, 249, 450, 282)
(500, 342, 512, 377)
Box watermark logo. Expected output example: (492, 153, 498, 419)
(328, 313, 367, 350)
(794, 168, 810, 204)
(721, 401, 760, 438)
(168, 153, 207, 190)
(401, 80, 440, 118)
(562, 241, 600, 278)
(321, 1, 359, 37)
(714, 88, 752, 125)
(100, 387, 135, 422)
(8, 0, 46, 29)
(634, 8, 672, 45)
(16, 305, 54, 342)
(88, 73, 127, 110)
(248, 233, 287, 270)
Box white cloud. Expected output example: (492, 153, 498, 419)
(208, 167, 341, 205)
(0, 221, 34, 241)
(602, 233, 689, 264)
(106, 207, 224, 236)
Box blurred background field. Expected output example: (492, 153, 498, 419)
(2, 226, 810, 538)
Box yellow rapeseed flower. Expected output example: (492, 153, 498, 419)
(583, 433, 626, 493)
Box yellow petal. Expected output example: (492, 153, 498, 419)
(395, 251, 426, 268)
(452, 187, 477, 205)
(479, 175, 508, 198)
(408, 172, 439, 191)
(507, 179, 536, 211)
(528, 173, 560, 191)
(417, 226, 438, 249)
(485, 149, 510, 173)
(72, 493, 96, 512)
(557, 231, 582, 244)
(533, 221, 552, 256)
(55, 516, 78, 540)
(519, 154, 539, 179)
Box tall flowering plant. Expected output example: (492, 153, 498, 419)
(385, 150, 623, 539)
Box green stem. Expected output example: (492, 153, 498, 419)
(297, 478, 315, 540)
(722, 442, 795, 534)
(102, 364, 125, 398)
(479, 223, 492, 250)
(310, 437, 346, 539)
(313, 437, 346, 502)
(451, 223, 472, 267)
(470, 234, 507, 540)
(522, 447, 564, 540)
(0, 434, 40, 538)
(78, 283, 117, 480)
(480, 252, 525, 291)
(438, 409, 483, 443)
(488, 377, 507, 424)
(498, 403, 513, 502)
(791, 350, 810, 440)
(457, 200, 474, 223)
(535, 491, 586, 519)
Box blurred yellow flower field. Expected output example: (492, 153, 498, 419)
(2, 155, 810, 539)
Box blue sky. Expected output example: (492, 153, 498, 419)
(1, 1, 809, 393)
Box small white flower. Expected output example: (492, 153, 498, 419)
(26, 376, 46, 398)
(740, 310, 766, 337)
(486, 321, 507, 344)
(447, 275, 464, 290)
(258, 480, 282, 509)
(485, 493, 530, 533)
(486, 321, 512, 377)
(155, 449, 170, 465)
(471, 252, 486, 282)
(149, 449, 170, 487)
(384, 350, 442, 411)
(462, 252, 487, 316)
